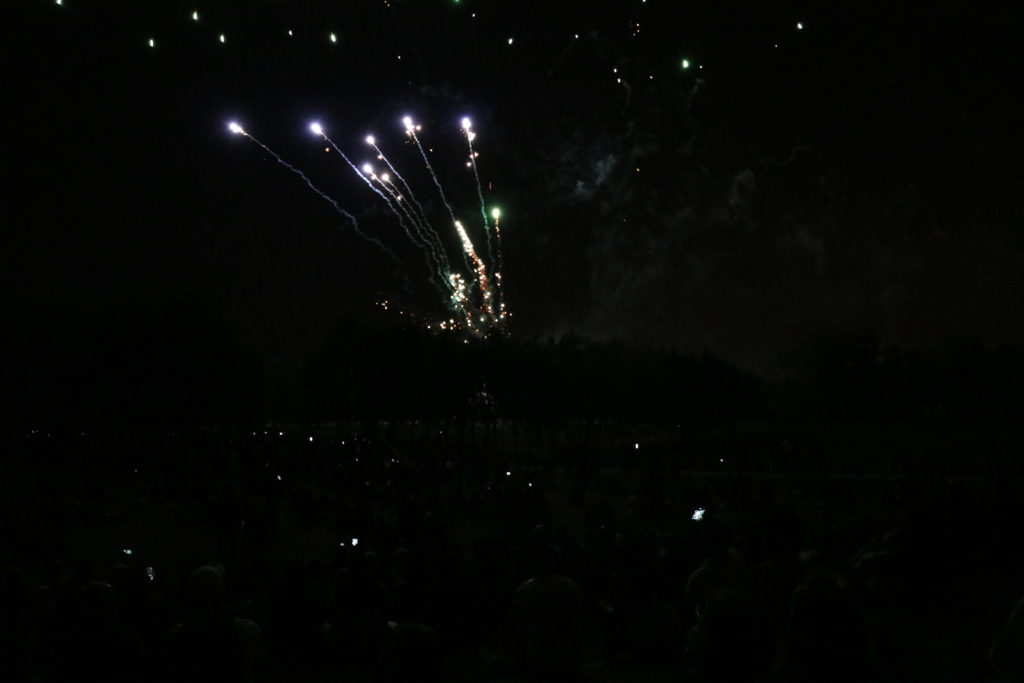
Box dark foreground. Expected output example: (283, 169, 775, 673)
(2, 423, 1022, 683)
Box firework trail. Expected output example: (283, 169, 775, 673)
(313, 123, 452, 295)
(228, 116, 508, 337)
(460, 117, 495, 266)
(228, 122, 396, 260)
(490, 207, 508, 321)
(365, 135, 449, 270)
(403, 117, 459, 227)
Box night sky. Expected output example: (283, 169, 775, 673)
(7, 1, 1023, 375)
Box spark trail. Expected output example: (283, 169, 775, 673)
(461, 117, 495, 266)
(228, 122, 396, 259)
(228, 115, 509, 338)
(313, 123, 451, 296)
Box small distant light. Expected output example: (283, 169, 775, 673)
(192, 10, 198, 21)
(219, 34, 226, 43)
(506, 471, 511, 477)
(507, 37, 514, 45)
(528, 482, 533, 487)
(351, 538, 359, 546)
(276, 474, 282, 481)
(574, 33, 579, 39)
(310, 122, 323, 135)
(692, 508, 705, 521)
(123, 548, 133, 556)
(796, 22, 803, 30)
(719, 458, 725, 463)
(365, 135, 375, 145)
(309, 436, 314, 442)
(491, 208, 501, 219)
(279, 431, 284, 436)
(56, 0, 62, 5)
(634, 443, 639, 450)
(330, 32, 337, 43)
(288, 29, 294, 36)
(681, 59, 690, 69)
(148, 38, 155, 48)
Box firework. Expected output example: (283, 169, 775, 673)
(228, 122, 396, 259)
(229, 115, 509, 337)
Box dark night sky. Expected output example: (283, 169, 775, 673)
(6, 1, 1023, 374)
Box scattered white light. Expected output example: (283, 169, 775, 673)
(228, 122, 244, 134)
(362, 163, 374, 174)
(123, 548, 133, 556)
(351, 538, 359, 546)
(402, 116, 414, 130)
(310, 122, 323, 136)
(380, 172, 390, 182)
(692, 508, 705, 521)
(461, 116, 472, 130)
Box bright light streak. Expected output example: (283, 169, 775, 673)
(365, 135, 375, 145)
(228, 122, 244, 134)
(310, 122, 323, 136)
(362, 163, 374, 175)
(380, 173, 390, 182)
(461, 117, 472, 130)
(402, 116, 414, 130)
(491, 208, 501, 219)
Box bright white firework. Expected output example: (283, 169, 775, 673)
(310, 122, 324, 136)
(228, 122, 244, 134)
(365, 135, 375, 145)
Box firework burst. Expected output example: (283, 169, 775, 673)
(229, 115, 508, 337)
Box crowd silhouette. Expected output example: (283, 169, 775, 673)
(1, 425, 1022, 683)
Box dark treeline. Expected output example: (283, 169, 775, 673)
(3, 291, 1023, 430)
